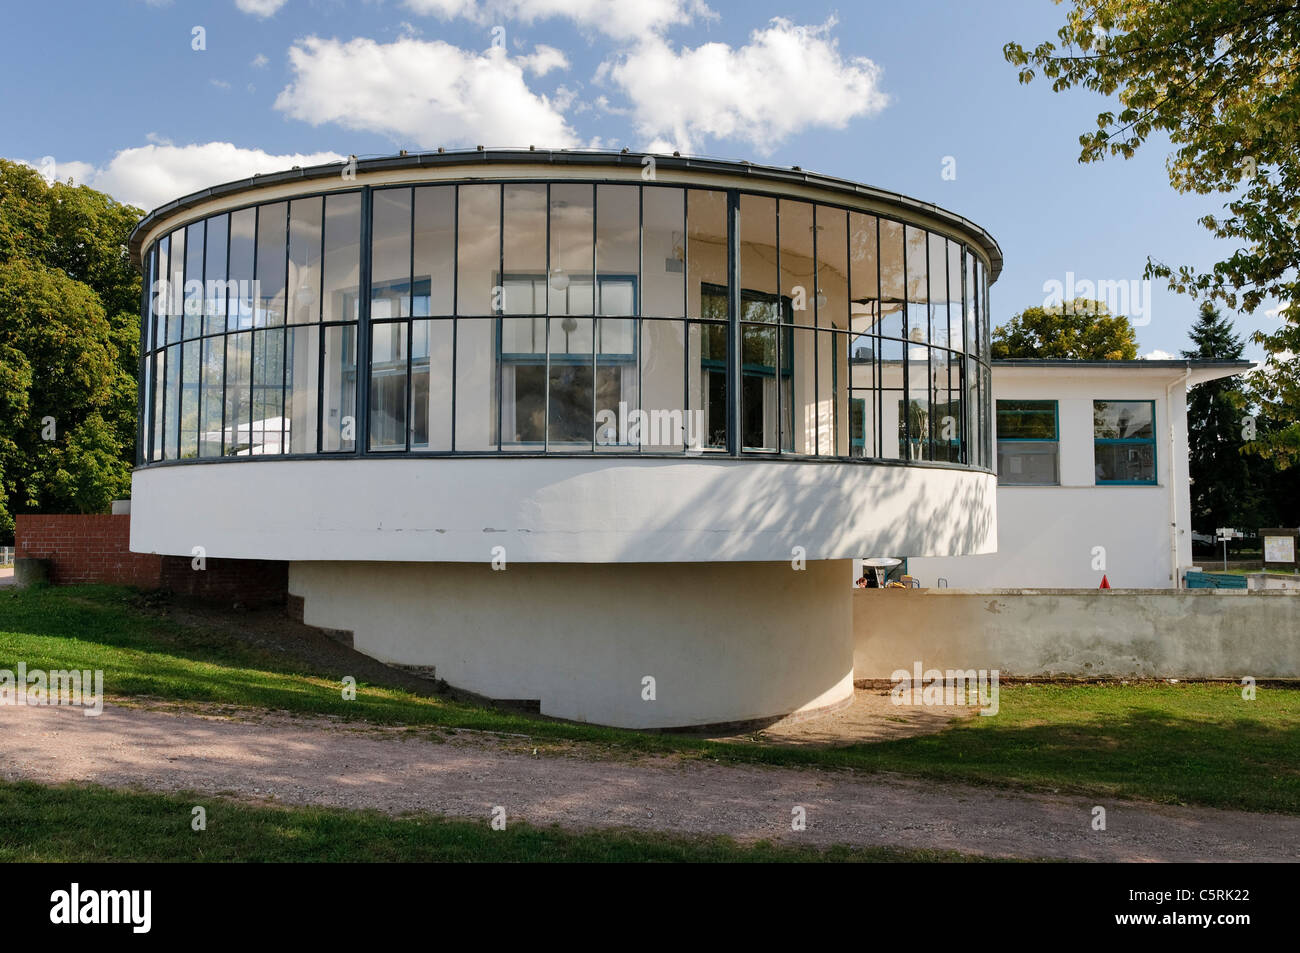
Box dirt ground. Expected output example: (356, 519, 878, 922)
(3, 700, 1297, 862)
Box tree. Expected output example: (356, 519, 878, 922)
(1004, 1, 1300, 463)
(0, 159, 143, 541)
(991, 299, 1138, 359)
(1180, 301, 1254, 532)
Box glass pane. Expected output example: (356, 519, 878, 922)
(596, 318, 635, 451)
(879, 219, 905, 339)
(904, 225, 928, 345)
(183, 222, 204, 340)
(167, 228, 185, 344)
(410, 319, 452, 450)
(849, 212, 879, 334)
(228, 208, 256, 330)
(152, 350, 165, 461)
(687, 190, 728, 319)
(1095, 442, 1155, 483)
(454, 317, 498, 449)
(180, 339, 200, 457)
(502, 183, 547, 315)
(255, 202, 287, 327)
(164, 343, 180, 459)
(457, 184, 500, 315)
(596, 184, 639, 316)
(740, 194, 777, 302)
(1093, 400, 1154, 439)
(204, 214, 228, 336)
(642, 186, 685, 318)
(501, 317, 543, 451)
(999, 442, 1059, 485)
(786, 327, 816, 453)
(413, 186, 455, 317)
(369, 321, 408, 450)
(288, 197, 322, 324)
(904, 343, 931, 460)
(964, 250, 977, 357)
(549, 183, 594, 316)
(687, 321, 728, 450)
(947, 239, 964, 353)
(780, 200, 814, 326)
(548, 316, 593, 446)
(286, 325, 320, 454)
(819, 329, 849, 455)
(199, 337, 224, 458)
(817, 207, 849, 331)
(323, 192, 361, 323)
(156, 235, 170, 346)
(322, 324, 357, 452)
(641, 318, 686, 452)
(224, 331, 251, 455)
(741, 324, 777, 450)
(998, 399, 1057, 439)
(927, 231, 948, 348)
(252, 327, 285, 453)
(371, 188, 411, 321)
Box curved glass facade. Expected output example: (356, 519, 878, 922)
(138, 179, 992, 467)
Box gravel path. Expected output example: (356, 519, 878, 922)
(4, 702, 1297, 861)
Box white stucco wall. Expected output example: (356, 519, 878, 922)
(909, 365, 1201, 589)
(291, 558, 855, 729)
(132, 457, 995, 564)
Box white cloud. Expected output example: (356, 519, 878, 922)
(519, 44, 569, 76)
(401, 0, 713, 40)
(23, 142, 344, 211)
(210, 78, 232, 90)
(235, 0, 288, 17)
(1265, 302, 1293, 318)
(600, 17, 889, 155)
(274, 36, 578, 149)
(251, 53, 269, 69)
(1141, 349, 1175, 360)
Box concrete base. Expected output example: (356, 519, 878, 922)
(289, 559, 855, 729)
(13, 558, 49, 588)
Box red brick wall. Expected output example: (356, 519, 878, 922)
(14, 514, 286, 606)
(15, 515, 161, 587)
(159, 555, 287, 607)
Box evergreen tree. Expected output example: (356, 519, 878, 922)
(1181, 302, 1253, 533)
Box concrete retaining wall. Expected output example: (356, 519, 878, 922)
(854, 588, 1300, 680)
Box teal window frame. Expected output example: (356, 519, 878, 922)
(995, 399, 1059, 486)
(1093, 398, 1157, 485)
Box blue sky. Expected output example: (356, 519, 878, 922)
(1, 0, 1281, 359)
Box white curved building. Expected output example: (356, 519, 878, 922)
(128, 150, 1000, 728)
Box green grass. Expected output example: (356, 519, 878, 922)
(2, 586, 1298, 815)
(0, 781, 979, 862)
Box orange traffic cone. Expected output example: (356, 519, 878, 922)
(1099, 575, 1111, 589)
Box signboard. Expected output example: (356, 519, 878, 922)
(1264, 535, 1296, 564)
(1261, 528, 1299, 571)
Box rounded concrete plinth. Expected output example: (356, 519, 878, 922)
(290, 559, 855, 729)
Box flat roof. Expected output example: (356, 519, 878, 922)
(993, 359, 1255, 370)
(126, 147, 1003, 280)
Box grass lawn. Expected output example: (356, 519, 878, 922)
(0, 781, 980, 863)
(2, 585, 1298, 815)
